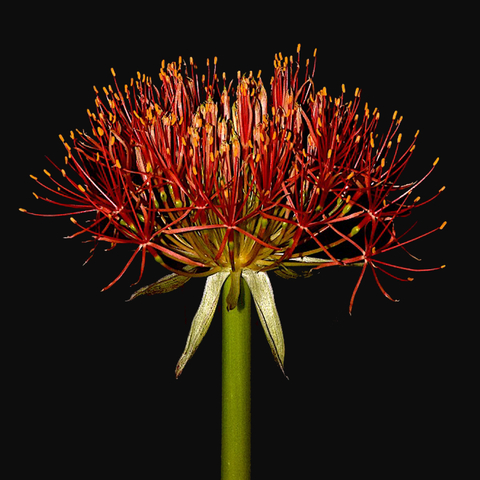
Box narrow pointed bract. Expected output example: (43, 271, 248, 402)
(176, 271, 229, 378)
(243, 270, 286, 376)
(23, 46, 446, 374)
(127, 271, 191, 301)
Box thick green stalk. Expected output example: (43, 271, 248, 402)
(221, 274, 251, 480)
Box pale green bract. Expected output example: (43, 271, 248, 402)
(129, 256, 327, 377)
(175, 271, 230, 378)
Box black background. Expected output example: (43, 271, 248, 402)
(8, 4, 471, 478)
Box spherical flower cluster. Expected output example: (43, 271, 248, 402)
(22, 46, 446, 375)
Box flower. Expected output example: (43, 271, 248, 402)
(21, 45, 446, 376)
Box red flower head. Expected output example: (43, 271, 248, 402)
(21, 46, 446, 375)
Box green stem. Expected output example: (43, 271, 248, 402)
(221, 274, 251, 480)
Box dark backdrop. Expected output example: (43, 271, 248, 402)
(9, 4, 468, 478)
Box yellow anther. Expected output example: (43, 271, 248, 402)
(349, 225, 361, 237)
(440, 221, 447, 230)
